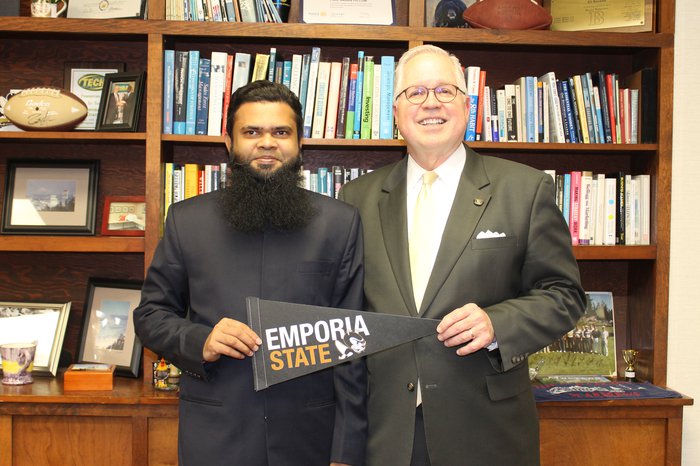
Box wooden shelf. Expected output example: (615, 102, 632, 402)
(0, 236, 144, 253)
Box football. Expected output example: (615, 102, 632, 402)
(3, 87, 88, 131)
(463, 0, 552, 30)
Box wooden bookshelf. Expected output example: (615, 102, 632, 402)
(0, 0, 690, 463)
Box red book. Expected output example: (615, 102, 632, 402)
(605, 73, 617, 144)
(569, 170, 582, 246)
(220, 54, 234, 136)
(475, 70, 486, 140)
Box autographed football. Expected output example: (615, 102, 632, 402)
(463, 0, 552, 30)
(3, 87, 88, 131)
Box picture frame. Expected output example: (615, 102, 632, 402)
(1, 160, 99, 235)
(64, 61, 125, 131)
(78, 278, 143, 377)
(95, 72, 145, 132)
(0, 301, 71, 376)
(66, 0, 145, 19)
(101, 195, 146, 236)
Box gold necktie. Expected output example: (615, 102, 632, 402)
(410, 171, 438, 311)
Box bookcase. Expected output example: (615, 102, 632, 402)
(0, 0, 692, 464)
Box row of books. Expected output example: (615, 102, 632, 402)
(161, 162, 372, 222)
(165, 0, 286, 22)
(163, 48, 397, 141)
(545, 170, 650, 246)
(465, 67, 657, 144)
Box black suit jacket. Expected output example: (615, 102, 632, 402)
(134, 190, 367, 466)
(339, 147, 585, 466)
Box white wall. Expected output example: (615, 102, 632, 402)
(669, 0, 700, 463)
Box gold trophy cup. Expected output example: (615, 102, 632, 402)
(623, 349, 639, 382)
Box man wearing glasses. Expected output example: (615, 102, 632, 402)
(339, 45, 585, 465)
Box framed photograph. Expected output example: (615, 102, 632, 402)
(78, 278, 143, 377)
(67, 0, 145, 19)
(101, 195, 146, 236)
(95, 72, 145, 132)
(0, 301, 71, 376)
(1, 160, 99, 235)
(64, 62, 125, 131)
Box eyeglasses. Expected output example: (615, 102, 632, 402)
(396, 84, 465, 104)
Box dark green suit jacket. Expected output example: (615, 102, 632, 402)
(339, 146, 585, 466)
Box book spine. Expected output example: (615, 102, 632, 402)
(464, 66, 480, 141)
(560, 79, 577, 143)
(195, 57, 211, 135)
(324, 61, 342, 138)
(173, 50, 189, 135)
(475, 70, 486, 140)
(569, 170, 581, 246)
(352, 51, 365, 139)
(231, 52, 251, 94)
(282, 60, 292, 89)
(345, 63, 358, 139)
(379, 55, 394, 140)
(360, 56, 374, 140)
(289, 54, 303, 98)
(335, 57, 351, 139)
(220, 54, 234, 136)
(207, 51, 228, 136)
(298, 53, 311, 123)
(303, 46, 322, 139)
(371, 63, 381, 139)
(163, 49, 175, 135)
(311, 61, 330, 138)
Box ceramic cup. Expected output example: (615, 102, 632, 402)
(1, 342, 37, 385)
(30, 0, 67, 18)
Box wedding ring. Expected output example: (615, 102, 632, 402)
(469, 329, 475, 341)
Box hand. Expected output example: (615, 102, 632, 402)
(436, 303, 495, 356)
(202, 318, 262, 362)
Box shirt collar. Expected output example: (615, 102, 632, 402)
(407, 144, 467, 190)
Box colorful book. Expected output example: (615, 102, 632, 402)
(173, 50, 189, 135)
(379, 55, 395, 140)
(360, 55, 374, 139)
(352, 50, 365, 139)
(464, 66, 480, 141)
(311, 61, 331, 139)
(335, 57, 351, 139)
(324, 61, 342, 139)
(344, 63, 358, 139)
(195, 57, 211, 135)
(162, 49, 175, 135)
(303, 47, 322, 138)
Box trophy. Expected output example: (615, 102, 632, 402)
(623, 349, 639, 382)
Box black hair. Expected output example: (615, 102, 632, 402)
(225, 80, 303, 144)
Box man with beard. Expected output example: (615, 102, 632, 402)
(134, 80, 367, 466)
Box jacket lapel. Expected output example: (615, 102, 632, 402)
(421, 146, 492, 316)
(377, 160, 417, 316)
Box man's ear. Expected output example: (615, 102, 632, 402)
(224, 134, 232, 156)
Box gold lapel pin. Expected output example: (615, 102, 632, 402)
(473, 198, 484, 206)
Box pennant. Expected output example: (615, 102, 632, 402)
(246, 297, 439, 391)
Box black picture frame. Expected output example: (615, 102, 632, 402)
(1, 160, 99, 235)
(95, 72, 145, 132)
(78, 278, 143, 377)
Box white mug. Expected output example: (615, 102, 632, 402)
(31, 0, 67, 17)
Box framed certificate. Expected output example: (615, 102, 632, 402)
(67, 0, 145, 19)
(64, 62, 125, 131)
(301, 0, 395, 25)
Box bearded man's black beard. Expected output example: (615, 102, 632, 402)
(218, 157, 317, 232)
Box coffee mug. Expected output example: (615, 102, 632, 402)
(1, 342, 37, 385)
(31, 0, 67, 17)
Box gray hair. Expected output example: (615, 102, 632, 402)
(394, 45, 467, 100)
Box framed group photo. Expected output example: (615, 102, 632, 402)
(101, 195, 146, 236)
(0, 302, 71, 376)
(95, 72, 145, 132)
(1, 160, 99, 235)
(78, 278, 143, 377)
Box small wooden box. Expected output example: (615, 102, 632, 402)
(64, 364, 115, 391)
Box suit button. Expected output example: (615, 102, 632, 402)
(407, 382, 415, 392)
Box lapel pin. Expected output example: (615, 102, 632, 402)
(473, 198, 484, 206)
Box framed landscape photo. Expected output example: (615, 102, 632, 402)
(78, 278, 143, 377)
(64, 61, 125, 131)
(1, 160, 99, 235)
(95, 72, 145, 132)
(0, 301, 71, 376)
(101, 195, 146, 236)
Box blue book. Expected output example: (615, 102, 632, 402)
(317, 167, 329, 196)
(379, 55, 395, 139)
(352, 51, 365, 139)
(173, 50, 189, 135)
(567, 77, 583, 143)
(559, 79, 578, 143)
(282, 61, 292, 88)
(302, 46, 321, 139)
(267, 47, 277, 82)
(298, 53, 311, 121)
(464, 66, 480, 141)
(345, 63, 358, 139)
(537, 81, 544, 142)
(579, 74, 597, 143)
(525, 76, 536, 143)
(185, 50, 200, 135)
(562, 173, 571, 227)
(162, 49, 175, 135)
(195, 58, 211, 135)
